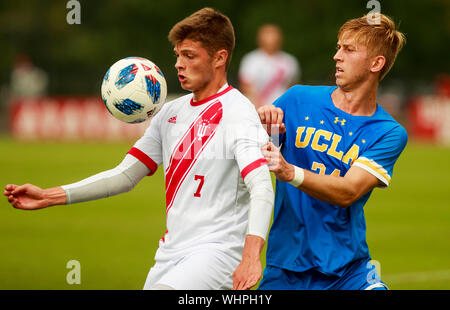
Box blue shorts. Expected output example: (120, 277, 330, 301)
(258, 258, 388, 290)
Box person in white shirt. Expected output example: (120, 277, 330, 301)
(239, 24, 300, 109)
(4, 8, 274, 290)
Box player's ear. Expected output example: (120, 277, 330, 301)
(370, 55, 386, 74)
(214, 49, 228, 69)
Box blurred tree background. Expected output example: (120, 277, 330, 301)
(0, 0, 449, 96)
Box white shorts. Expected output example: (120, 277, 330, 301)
(143, 248, 240, 290)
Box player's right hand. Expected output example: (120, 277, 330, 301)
(4, 184, 48, 210)
(257, 105, 286, 135)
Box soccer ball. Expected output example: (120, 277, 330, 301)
(101, 57, 167, 123)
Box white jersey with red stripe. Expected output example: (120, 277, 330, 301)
(128, 84, 269, 262)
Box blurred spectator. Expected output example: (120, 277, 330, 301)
(10, 54, 48, 98)
(239, 24, 300, 109)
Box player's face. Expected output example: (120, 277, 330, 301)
(333, 34, 372, 90)
(174, 39, 215, 92)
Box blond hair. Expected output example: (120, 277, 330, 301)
(168, 7, 235, 69)
(338, 13, 406, 80)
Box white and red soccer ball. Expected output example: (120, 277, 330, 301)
(101, 57, 167, 123)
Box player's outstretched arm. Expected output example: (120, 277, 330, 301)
(4, 154, 151, 210)
(4, 184, 66, 210)
(262, 141, 380, 208)
(61, 154, 149, 205)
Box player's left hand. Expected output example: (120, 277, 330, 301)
(261, 141, 295, 183)
(232, 235, 264, 290)
(232, 256, 262, 290)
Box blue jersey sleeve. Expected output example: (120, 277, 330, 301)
(353, 125, 408, 187)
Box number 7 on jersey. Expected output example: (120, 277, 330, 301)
(194, 175, 205, 197)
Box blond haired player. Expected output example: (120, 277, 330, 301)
(4, 8, 273, 290)
(257, 14, 407, 290)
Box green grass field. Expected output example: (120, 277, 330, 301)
(0, 137, 449, 290)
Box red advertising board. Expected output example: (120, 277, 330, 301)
(407, 95, 450, 145)
(8, 94, 450, 145)
(9, 97, 149, 141)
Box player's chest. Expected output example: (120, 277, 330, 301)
(284, 111, 371, 172)
(160, 102, 227, 157)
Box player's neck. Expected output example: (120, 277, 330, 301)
(332, 80, 378, 116)
(192, 75, 228, 102)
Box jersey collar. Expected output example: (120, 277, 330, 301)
(190, 84, 234, 106)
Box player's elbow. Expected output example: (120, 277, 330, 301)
(336, 189, 359, 208)
(336, 200, 352, 209)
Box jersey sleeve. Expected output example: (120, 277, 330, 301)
(353, 125, 408, 187)
(127, 108, 164, 176)
(231, 106, 270, 180)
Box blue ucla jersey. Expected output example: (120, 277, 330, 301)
(266, 85, 408, 276)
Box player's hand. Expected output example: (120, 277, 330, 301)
(257, 105, 286, 135)
(232, 235, 264, 290)
(232, 255, 262, 290)
(4, 184, 49, 210)
(261, 142, 295, 183)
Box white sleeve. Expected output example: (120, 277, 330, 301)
(226, 98, 273, 238)
(127, 105, 164, 173)
(231, 104, 270, 176)
(61, 154, 150, 204)
(244, 165, 274, 240)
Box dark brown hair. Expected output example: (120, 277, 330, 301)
(168, 7, 235, 69)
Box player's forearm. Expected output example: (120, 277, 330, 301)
(279, 162, 358, 207)
(43, 186, 67, 206)
(244, 166, 274, 240)
(298, 169, 358, 208)
(242, 234, 265, 262)
(62, 154, 149, 204)
(280, 161, 380, 208)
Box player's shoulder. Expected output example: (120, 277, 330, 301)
(227, 87, 255, 109)
(278, 84, 336, 104)
(375, 105, 408, 139)
(167, 92, 193, 106)
(223, 87, 260, 120)
(288, 84, 336, 94)
(374, 104, 405, 128)
(222, 87, 268, 140)
(158, 92, 192, 114)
